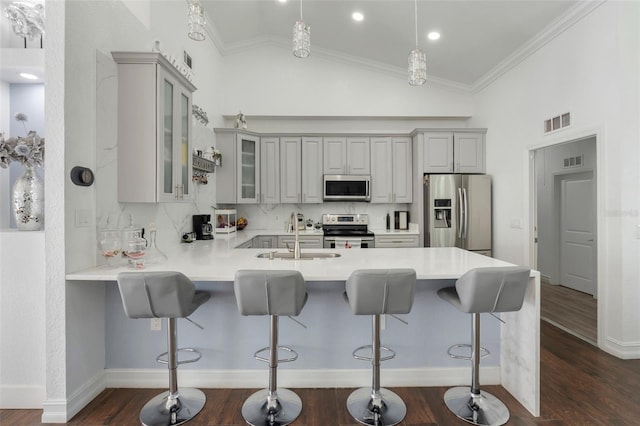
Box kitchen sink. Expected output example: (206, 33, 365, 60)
(256, 251, 342, 260)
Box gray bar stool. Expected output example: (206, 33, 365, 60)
(234, 270, 308, 426)
(117, 271, 210, 426)
(345, 269, 416, 426)
(437, 266, 530, 426)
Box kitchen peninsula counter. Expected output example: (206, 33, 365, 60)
(65, 243, 539, 418)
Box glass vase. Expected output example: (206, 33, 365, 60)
(12, 164, 44, 231)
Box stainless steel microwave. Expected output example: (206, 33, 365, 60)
(323, 175, 371, 201)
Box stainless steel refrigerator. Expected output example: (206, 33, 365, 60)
(423, 174, 492, 256)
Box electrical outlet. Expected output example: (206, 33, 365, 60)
(150, 318, 162, 331)
(380, 314, 386, 331)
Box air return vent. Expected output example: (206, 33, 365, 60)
(544, 112, 571, 133)
(563, 155, 583, 169)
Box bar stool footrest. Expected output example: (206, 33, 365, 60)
(254, 345, 298, 363)
(156, 348, 202, 365)
(352, 344, 396, 362)
(447, 343, 490, 360)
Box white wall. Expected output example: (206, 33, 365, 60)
(222, 44, 473, 118)
(0, 231, 46, 408)
(469, 1, 640, 357)
(0, 80, 9, 228)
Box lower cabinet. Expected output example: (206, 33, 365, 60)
(374, 234, 420, 248)
(254, 236, 277, 249)
(235, 239, 254, 249)
(277, 235, 323, 249)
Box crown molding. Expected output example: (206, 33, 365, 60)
(471, 0, 606, 94)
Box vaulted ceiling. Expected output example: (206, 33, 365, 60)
(202, 0, 580, 90)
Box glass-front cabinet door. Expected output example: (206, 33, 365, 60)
(158, 67, 193, 202)
(236, 133, 260, 203)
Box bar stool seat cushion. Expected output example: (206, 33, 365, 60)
(234, 270, 307, 316)
(117, 271, 210, 319)
(437, 266, 530, 314)
(346, 269, 416, 315)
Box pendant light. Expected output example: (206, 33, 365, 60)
(293, 0, 310, 58)
(408, 0, 426, 85)
(187, 0, 206, 41)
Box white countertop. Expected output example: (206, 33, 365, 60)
(67, 236, 521, 281)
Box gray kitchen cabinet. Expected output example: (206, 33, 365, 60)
(423, 132, 485, 174)
(254, 236, 277, 248)
(280, 137, 302, 203)
(235, 239, 253, 248)
(323, 137, 370, 175)
(261, 137, 280, 204)
(214, 130, 261, 204)
(301, 136, 323, 203)
(277, 235, 323, 249)
(370, 137, 412, 203)
(112, 52, 196, 203)
(375, 234, 420, 248)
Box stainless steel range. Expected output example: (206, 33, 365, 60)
(322, 214, 375, 248)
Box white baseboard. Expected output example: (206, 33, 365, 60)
(40, 366, 501, 423)
(0, 385, 44, 409)
(604, 337, 640, 359)
(41, 371, 106, 424)
(105, 366, 501, 389)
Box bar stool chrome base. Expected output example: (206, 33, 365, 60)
(443, 386, 509, 426)
(241, 388, 302, 426)
(140, 387, 206, 426)
(347, 387, 407, 426)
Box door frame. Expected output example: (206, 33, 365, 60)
(526, 127, 606, 349)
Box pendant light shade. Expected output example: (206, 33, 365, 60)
(408, 48, 427, 86)
(187, 0, 206, 41)
(408, 0, 426, 85)
(293, 0, 310, 58)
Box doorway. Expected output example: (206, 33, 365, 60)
(533, 136, 597, 344)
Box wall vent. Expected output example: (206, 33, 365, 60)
(183, 50, 193, 69)
(563, 154, 583, 168)
(544, 112, 571, 133)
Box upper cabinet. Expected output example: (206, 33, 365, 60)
(280, 137, 302, 204)
(260, 137, 280, 204)
(112, 52, 196, 203)
(215, 130, 261, 204)
(237, 134, 260, 203)
(323, 137, 370, 175)
(301, 137, 323, 203)
(423, 131, 485, 174)
(370, 137, 412, 203)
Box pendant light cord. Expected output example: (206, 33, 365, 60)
(300, 0, 304, 20)
(414, 0, 418, 48)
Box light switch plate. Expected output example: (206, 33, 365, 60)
(75, 209, 91, 227)
(150, 318, 162, 331)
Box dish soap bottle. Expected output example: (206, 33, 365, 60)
(386, 212, 391, 231)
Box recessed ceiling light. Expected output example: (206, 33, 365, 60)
(19, 72, 38, 80)
(352, 12, 364, 22)
(428, 32, 440, 41)
(277, 0, 287, 3)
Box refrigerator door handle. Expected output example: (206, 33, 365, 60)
(463, 187, 469, 238)
(457, 188, 463, 238)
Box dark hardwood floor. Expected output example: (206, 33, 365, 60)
(2, 322, 639, 425)
(541, 280, 597, 344)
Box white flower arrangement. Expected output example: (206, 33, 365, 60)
(0, 113, 45, 168)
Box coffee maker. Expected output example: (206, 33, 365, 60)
(193, 214, 214, 240)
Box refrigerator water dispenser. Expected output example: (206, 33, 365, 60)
(433, 199, 452, 228)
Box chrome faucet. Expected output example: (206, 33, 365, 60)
(289, 211, 301, 260)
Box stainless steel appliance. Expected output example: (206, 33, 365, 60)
(423, 174, 491, 256)
(323, 175, 371, 202)
(322, 214, 375, 248)
(193, 214, 214, 240)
